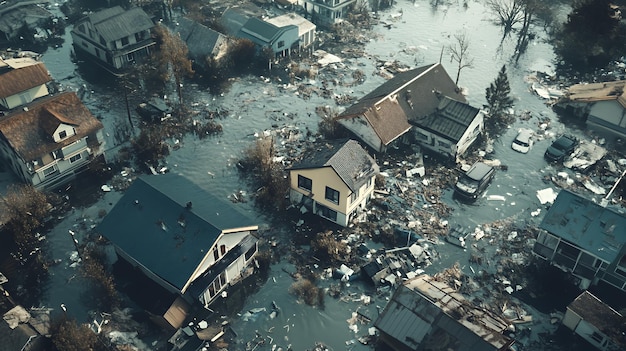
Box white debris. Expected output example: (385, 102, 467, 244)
(406, 167, 425, 178)
(531, 209, 541, 217)
(536, 188, 558, 204)
(504, 286, 514, 294)
(101, 185, 111, 192)
(487, 195, 506, 201)
(583, 179, 607, 195)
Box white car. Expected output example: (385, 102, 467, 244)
(512, 129, 534, 153)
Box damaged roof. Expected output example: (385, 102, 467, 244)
(97, 174, 258, 292)
(412, 96, 481, 142)
(0, 61, 50, 99)
(174, 17, 226, 60)
(568, 291, 626, 347)
(85, 6, 154, 43)
(539, 190, 626, 263)
(375, 274, 513, 351)
(290, 139, 379, 192)
(0, 92, 103, 162)
(567, 80, 626, 109)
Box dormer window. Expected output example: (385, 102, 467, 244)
(59, 130, 67, 139)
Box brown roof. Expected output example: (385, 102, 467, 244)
(567, 80, 626, 108)
(568, 291, 626, 347)
(362, 98, 412, 145)
(0, 92, 103, 162)
(0, 62, 51, 99)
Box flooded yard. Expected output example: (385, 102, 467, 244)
(2, 0, 624, 350)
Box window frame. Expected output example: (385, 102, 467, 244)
(69, 153, 82, 163)
(297, 175, 312, 191)
(325, 186, 339, 205)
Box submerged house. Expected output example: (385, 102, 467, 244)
(533, 190, 626, 291)
(97, 174, 260, 329)
(558, 80, 626, 139)
(174, 17, 229, 68)
(0, 58, 51, 110)
(288, 139, 378, 227)
(375, 274, 514, 351)
(71, 6, 155, 73)
(0, 92, 105, 190)
(411, 96, 483, 161)
(0, 0, 53, 43)
(562, 291, 626, 351)
(336, 63, 471, 154)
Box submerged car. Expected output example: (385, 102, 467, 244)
(511, 129, 534, 153)
(545, 135, 577, 162)
(454, 162, 495, 200)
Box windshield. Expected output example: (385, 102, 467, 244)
(514, 139, 529, 147)
(456, 175, 478, 193)
(554, 138, 574, 150)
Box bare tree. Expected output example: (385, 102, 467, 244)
(153, 24, 194, 105)
(448, 32, 474, 85)
(487, 0, 524, 37)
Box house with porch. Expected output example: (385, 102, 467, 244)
(265, 13, 316, 51)
(558, 80, 626, 139)
(70, 6, 155, 73)
(288, 139, 378, 227)
(375, 274, 514, 351)
(97, 174, 260, 329)
(0, 92, 105, 190)
(532, 190, 626, 291)
(0, 58, 51, 110)
(174, 17, 229, 68)
(301, 0, 357, 28)
(336, 63, 469, 154)
(411, 96, 484, 161)
(237, 17, 299, 57)
(562, 291, 626, 351)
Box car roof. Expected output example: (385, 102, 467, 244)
(465, 162, 493, 180)
(554, 135, 576, 147)
(516, 129, 533, 140)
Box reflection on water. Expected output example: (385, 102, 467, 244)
(36, 0, 581, 349)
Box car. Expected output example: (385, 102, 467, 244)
(454, 162, 495, 200)
(511, 129, 534, 153)
(544, 135, 577, 162)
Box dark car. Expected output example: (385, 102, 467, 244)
(454, 162, 495, 200)
(544, 135, 577, 162)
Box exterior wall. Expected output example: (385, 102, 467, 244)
(588, 100, 626, 128)
(190, 230, 252, 282)
(414, 127, 456, 159)
(302, 0, 357, 27)
(562, 307, 581, 331)
(0, 84, 49, 109)
(572, 319, 614, 351)
(338, 116, 384, 152)
(300, 27, 316, 48)
(52, 124, 76, 142)
(455, 112, 483, 157)
(271, 27, 299, 55)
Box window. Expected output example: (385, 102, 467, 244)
(416, 131, 429, 141)
(58, 130, 67, 139)
(95, 48, 100, 58)
(350, 192, 357, 204)
(213, 247, 219, 261)
(43, 165, 57, 177)
(245, 245, 257, 261)
(325, 186, 339, 204)
(367, 176, 373, 188)
(590, 331, 604, 344)
(220, 244, 227, 255)
(78, 24, 85, 33)
(99, 36, 106, 46)
(121, 36, 129, 46)
(69, 154, 82, 163)
(297, 175, 312, 191)
(319, 206, 337, 221)
(277, 40, 285, 48)
(127, 53, 134, 62)
(438, 140, 450, 148)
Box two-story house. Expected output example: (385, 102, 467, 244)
(302, 0, 357, 28)
(70, 6, 155, 73)
(336, 63, 475, 155)
(289, 139, 379, 226)
(97, 174, 260, 329)
(533, 190, 626, 291)
(0, 58, 51, 110)
(0, 92, 105, 190)
(557, 80, 626, 139)
(411, 95, 484, 161)
(563, 291, 626, 351)
(375, 274, 514, 351)
(237, 17, 300, 57)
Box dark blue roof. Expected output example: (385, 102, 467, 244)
(97, 174, 258, 291)
(413, 96, 480, 142)
(540, 190, 626, 263)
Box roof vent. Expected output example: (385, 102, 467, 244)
(186, 201, 192, 209)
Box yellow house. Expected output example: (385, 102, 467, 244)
(0, 58, 51, 110)
(289, 139, 379, 226)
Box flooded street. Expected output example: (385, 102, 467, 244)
(26, 0, 615, 350)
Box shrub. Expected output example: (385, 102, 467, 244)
(289, 279, 324, 306)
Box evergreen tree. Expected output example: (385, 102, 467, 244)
(485, 65, 514, 117)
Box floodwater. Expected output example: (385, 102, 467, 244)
(28, 0, 604, 350)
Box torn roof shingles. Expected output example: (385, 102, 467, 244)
(0, 62, 50, 98)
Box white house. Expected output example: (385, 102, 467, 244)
(0, 92, 105, 190)
(0, 58, 51, 110)
(559, 80, 626, 139)
(70, 6, 155, 73)
(97, 174, 260, 329)
(265, 13, 316, 51)
(301, 0, 357, 27)
(563, 291, 626, 351)
(289, 139, 379, 226)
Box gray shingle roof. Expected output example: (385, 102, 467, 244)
(175, 17, 225, 59)
(539, 190, 626, 263)
(290, 139, 379, 192)
(97, 174, 258, 291)
(413, 96, 480, 142)
(90, 6, 154, 43)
